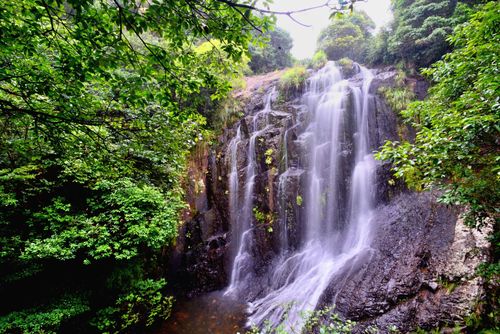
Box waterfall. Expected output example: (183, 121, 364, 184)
(225, 88, 276, 297)
(225, 61, 376, 331)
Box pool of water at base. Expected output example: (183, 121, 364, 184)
(154, 291, 248, 334)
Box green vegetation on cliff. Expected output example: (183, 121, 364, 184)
(377, 1, 499, 229)
(376, 6, 499, 324)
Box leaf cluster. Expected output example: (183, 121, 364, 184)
(376, 2, 499, 227)
(0, 0, 271, 331)
(248, 27, 294, 74)
(317, 11, 375, 64)
(279, 66, 308, 97)
(384, 0, 472, 68)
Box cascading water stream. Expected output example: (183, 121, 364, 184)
(227, 126, 242, 278)
(244, 62, 376, 331)
(277, 119, 303, 252)
(343, 66, 375, 253)
(225, 88, 276, 297)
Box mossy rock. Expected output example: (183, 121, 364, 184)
(337, 57, 357, 78)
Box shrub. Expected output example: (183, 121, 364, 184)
(279, 66, 308, 96)
(249, 27, 294, 74)
(0, 294, 90, 334)
(378, 86, 415, 114)
(337, 57, 356, 77)
(91, 279, 173, 333)
(311, 50, 328, 69)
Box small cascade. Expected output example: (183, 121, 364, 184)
(277, 120, 302, 252)
(343, 66, 375, 253)
(226, 126, 242, 288)
(277, 171, 290, 251)
(225, 88, 276, 297)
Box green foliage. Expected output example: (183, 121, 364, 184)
(245, 305, 400, 334)
(246, 305, 356, 334)
(337, 58, 357, 77)
(477, 261, 500, 281)
(0, 294, 90, 334)
(279, 66, 308, 95)
(386, 0, 473, 68)
(376, 2, 499, 227)
(378, 87, 415, 114)
(195, 39, 252, 84)
(91, 279, 173, 334)
(303, 306, 356, 334)
(253, 207, 267, 224)
(365, 26, 395, 66)
(253, 207, 274, 233)
(437, 277, 458, 294)
(0, 0, 271, 332)
(19, 179, 183, 262)
(311, 50, 328, 69)
(192, 39, 251, 130)
(378, 71, 416, 114)
(265, 148, 274, 165)
(296, 195, 303, 206)
(249, 27, 294, 74)
(337, 57, 354, 69)
(317, 11, 375, 64)
(388, 325, 401, 333)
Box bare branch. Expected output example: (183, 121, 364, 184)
(286, 14, 311, 28)
(215, 0, 339, 16)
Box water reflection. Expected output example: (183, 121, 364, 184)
(157, 291, 247, 334)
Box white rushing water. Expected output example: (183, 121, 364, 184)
(246, 62, 376, 330)
(225, 88, 276, 297)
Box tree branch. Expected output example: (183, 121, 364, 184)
(214, 0, 357, 27)
(215, 0, 339, 16)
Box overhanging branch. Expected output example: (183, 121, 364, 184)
(214, 0, 356, 27)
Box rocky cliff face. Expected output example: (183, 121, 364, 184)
(324, 192, 491, 332)
(170, 66, 491, 331)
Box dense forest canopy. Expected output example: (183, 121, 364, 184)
(248, 27, 293, 74)
(0, 0, 498, 332)
(317, 11, 375, 64)
(0, 0, 273, 332)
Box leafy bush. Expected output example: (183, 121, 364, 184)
(92, 279, 173, 333)
(378, 87, 416, 114)
(377, 71, 416, 115)
(249, 27, 294, 74)
(337, 57, 357, 77)
(279, 66, 308, 95)
(376, 2, 499, 227)
(18, 179, 182, 263)
(317, 11, 375, 64)
(0, 294, 90, 334)
(311, 50, 328, 69)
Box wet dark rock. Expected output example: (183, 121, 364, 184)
(374, 160, 408, 205)
(321, 192, 491, 333)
